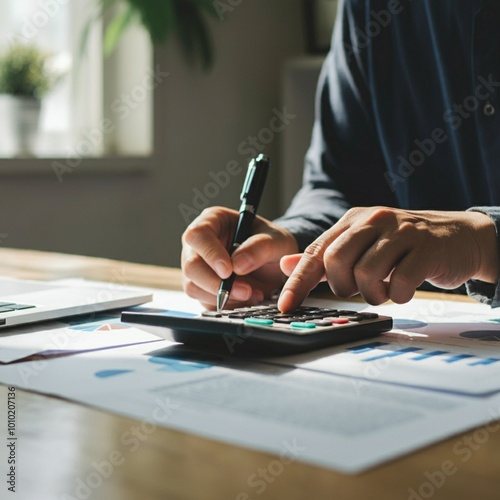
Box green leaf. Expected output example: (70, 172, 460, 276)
(127, 0, 178, 44)
(83, 0, 217, 71)
(103, 5, 136, 55)
(0, 44, 52, 97)
(79, 0, 119, 59)
(175, 2, 214, 70)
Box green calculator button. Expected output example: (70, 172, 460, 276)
(245, 318, 274, 326)
(290, 322, 316, 329)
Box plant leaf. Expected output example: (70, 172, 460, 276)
(103, 5, 136, 55)
(80, 0, 121, 59)
(127, 0, 178, 44)
(175, 1, 214, 70)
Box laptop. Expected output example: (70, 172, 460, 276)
(0, 277, 152, 329)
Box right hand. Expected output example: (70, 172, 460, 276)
(181, 206, 298, 310)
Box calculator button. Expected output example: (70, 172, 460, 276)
(330, 318, 350, 324)
(245, 318, 274, 326)
(318, 308, 338, 314)
(273, 318, 294, 324)
(290, 322, 316, 329)
(202, 311, 222, 317)
(340, 314, 365, 322)
(291, 316, 311, 322)
(308, 320, 333, 327)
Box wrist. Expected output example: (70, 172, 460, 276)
(467, 210, 499, 284)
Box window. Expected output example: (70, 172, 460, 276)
(0, 0, 153, 162)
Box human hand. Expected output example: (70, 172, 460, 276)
(278, 207, 499, 311)
(182, 206, 298, 310)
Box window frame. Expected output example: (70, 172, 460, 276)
(0, 0, 156, 175)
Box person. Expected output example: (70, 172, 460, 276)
(181, 0, 500, 312)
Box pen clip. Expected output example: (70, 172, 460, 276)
(240, 154, 270, 209)
(240, 164, 256, 202)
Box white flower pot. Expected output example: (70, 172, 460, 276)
(0, 95, 41, 157)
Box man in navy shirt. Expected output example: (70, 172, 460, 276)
(181, 0, 500, 311)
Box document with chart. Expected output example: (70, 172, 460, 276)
(1, 292, 500, 473)
(0, 339, 497, 473)
(273, 298, 500, 395)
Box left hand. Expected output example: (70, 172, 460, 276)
(278, 207, 499, 311)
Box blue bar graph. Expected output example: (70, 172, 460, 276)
(469, 358, 500, 366)
(345, 342, 497, 368)
(412, 350, 449, 361)
(444, 354, 475, 363)
(346, 342, 388, 354)
(363, 347, 422, 362)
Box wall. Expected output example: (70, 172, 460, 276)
(0, 0, 306, 268)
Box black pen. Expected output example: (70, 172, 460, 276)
(217, 154, 270, 311)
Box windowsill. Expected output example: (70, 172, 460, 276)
(0, 156, 154, 178)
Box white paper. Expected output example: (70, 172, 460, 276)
(270, 298, 500, 395)
(2, 292, 500, 473)
(0, 287, 203, 363)
(0, 340, 495, 473)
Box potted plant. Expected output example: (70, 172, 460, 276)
(85, 0, 218, 70)
(0, 43, 53, 157)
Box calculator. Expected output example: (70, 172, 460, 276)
(121, 304, 393, 356)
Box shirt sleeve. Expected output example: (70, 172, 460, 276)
(465, 207, 500, 307)
(274, 0, 393, 251)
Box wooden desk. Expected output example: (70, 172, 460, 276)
(0, 249, 499, 500)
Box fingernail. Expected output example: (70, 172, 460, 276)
(215, 260, 229, 278)
(232, 283, 251, 301)
(233, 254, 253, 274)
(278, 289, 294, 312)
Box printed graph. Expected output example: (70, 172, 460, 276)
(66, 316, 127, 332)
(346, 342, 500, 367)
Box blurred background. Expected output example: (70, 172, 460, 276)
(0, 0, 337, 267)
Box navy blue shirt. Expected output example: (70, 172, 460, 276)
(276, 0, 500, 305)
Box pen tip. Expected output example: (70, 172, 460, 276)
(217, 290, 229, 312)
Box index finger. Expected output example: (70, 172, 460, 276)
(277, 241, 328, 312)
(182, 211, 235, 279)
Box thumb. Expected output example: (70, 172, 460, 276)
(280, 253, 327, 281)
(280, 253, 303, 276)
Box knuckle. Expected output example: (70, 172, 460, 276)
(362, 292, 387, 306)
(200, 206, 219, 217)
(389, 272, 416, 295)
(182, 224, 201, 247)
(353, 263, 372, 283)
(183, 279, 198, 298)
(182, 254, 200, 279)
(365, 206, 397, 225)
(304, 240, 324, 258)
(344, 206, 364, 218)
(329, 280, 355, 298)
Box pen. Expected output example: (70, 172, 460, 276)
(217, 154, 270, 311)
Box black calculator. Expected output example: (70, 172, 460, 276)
(121, 304, 392, 356)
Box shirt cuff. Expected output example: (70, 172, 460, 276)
(465, 207, 500, 307)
